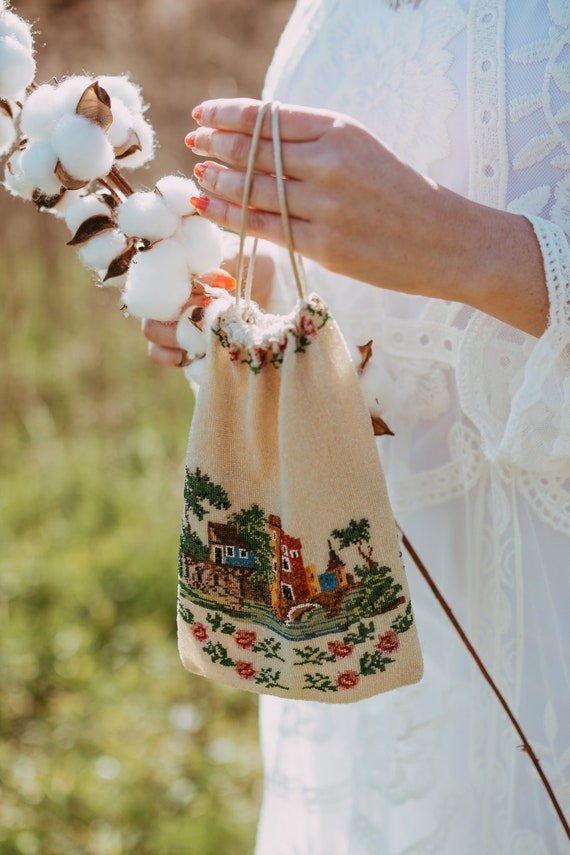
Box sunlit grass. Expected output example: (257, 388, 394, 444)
(0, 242, 262, 855)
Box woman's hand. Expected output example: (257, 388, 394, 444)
(186, 98, 548, 337)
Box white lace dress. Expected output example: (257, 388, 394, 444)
(253, 1, 570, 853)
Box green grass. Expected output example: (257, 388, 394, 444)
(0, 239, 262, 855)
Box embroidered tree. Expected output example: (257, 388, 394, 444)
(331, 518, 404, 618)
(228, 503, 274, 581)
(179, 468, 231, 574)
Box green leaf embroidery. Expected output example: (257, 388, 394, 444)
(202, 642, 234, 668)
(252, 638, 285, 662)
(293, 645, 334, 666)
(359, 650, 394, 677)
(254, 668, 288, 691)
(303, 673, 339, 693)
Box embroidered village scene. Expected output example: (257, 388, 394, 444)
(178, 467, 412, 642)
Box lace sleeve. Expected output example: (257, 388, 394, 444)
(456, 216, 570, 474)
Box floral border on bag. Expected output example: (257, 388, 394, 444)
(211, 296, 331, 373)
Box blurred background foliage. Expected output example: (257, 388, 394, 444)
(0, 1, 294, 853)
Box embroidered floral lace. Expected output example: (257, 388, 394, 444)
(254, 1, 570, 853)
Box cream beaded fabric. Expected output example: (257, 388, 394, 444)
(177, 104, 422, 703)
(252, 1, 570, 854)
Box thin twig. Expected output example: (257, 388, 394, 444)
(107, 163, 134, 197)
(398, 525, 570, 841)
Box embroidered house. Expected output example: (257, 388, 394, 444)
(208, 522, 255, 569)
(181, 507, 359, 622)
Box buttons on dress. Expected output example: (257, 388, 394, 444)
(478, 11, 495, 26)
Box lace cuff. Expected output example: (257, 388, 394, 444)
(457, 216, 570, 473)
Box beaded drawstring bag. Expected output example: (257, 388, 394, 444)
(176, 102, 423, 702)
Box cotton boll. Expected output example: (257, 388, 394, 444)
(55, 75, 94, 115)
(20, 139, 61, 195)
(20, 83, 61, 141)
(117, 192, 178, 240)
(97, 75, 144, 115)
(78, 229, 127, 272)
(156, 174, 198, 218)
(42, 188, 83, 219)
(65, 193, 112, 234)
(0, 10, 34, 52)
(107, 98, 135, 148)
(0, 108, 15, 155)
(117, 113, 154, 169)
(177, 215, 224, 274)
(51, 113, 114, 181)
(176, 312, 207, 356)
(3, 149, 35, 199)
(122, 238, 190, 320)
(0, 34, 36, 99)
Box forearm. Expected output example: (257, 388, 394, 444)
(420, 188, 549, 338)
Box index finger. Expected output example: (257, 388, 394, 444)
(192, 98, 335, 142)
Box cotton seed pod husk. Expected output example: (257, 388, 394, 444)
(78, 229, 128, 273)
(0, 107, 15, 155)
(156, 174, 198, 217)
(0, 34, 36, 99)
(97, 75, 144, 115)
(51, 113, 114, 182)
(177, 215, 224, 274)
(65, 193, 113, 235)
(41, 188, 83, 219)
(116, 113, 154, 169)
(117, 191, 178, 240)
(3, 148, 35, 199)
(20, 83, 61, 141)
(122, 237, 190, 320)
(0, 10, 34, 52)
(20, 139, 61, 195)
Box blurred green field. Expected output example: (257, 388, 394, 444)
(0, 1, 295, 853)
(0, 241, 263, 855)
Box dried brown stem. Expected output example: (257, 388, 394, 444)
(107, 163, 134, 197)
(398, 525, 570, 842)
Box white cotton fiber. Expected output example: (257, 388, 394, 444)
(51, 113, 114, 181)
(117, 191, 178, 240)
(55, 75, 94, 115)
(42, 188, 82, 219)
(20, 139, 61, 195)
(0, 108, 15, 155)
(176, 312, 207, 356)
(65, 193, 112, 234)
(0, 10, 34, 52)
(156, 174, 198, 217)
(78, 229, 127, 272)
(97, 75, 144, 115)
(0, 34, 36, 99)
(20, 83, 60, 141)
(122, 238, 190, 320)
(118, 113, 154, 169)
(177, 215, 224, 274)
(107, 98, 135, 148)
(3, 149, 35, 199)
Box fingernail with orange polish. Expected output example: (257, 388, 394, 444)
(202, 296, 213, 307)
(185, 132, 196, 149)
(193, 162, 207, 181)
(211, 272, 236, 291)
(190, 195, 210, 212)
(192, 105, 203, 122)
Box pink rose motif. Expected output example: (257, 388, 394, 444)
(328, 641, 355, 660)
(336, 670, 359, 690)
(191, 623, 209, 643)
(251, 346, 267, 368)
(228, 344, 241, 363)
(375, 630, 400, 655)
(235, 661, 257, 680)
(300, 314, 317, 341)
(234, 630, 257, 650)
